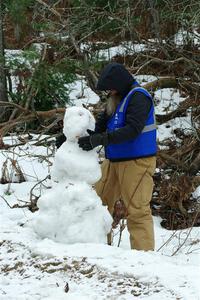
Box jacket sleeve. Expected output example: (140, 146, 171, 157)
(95, 110, 109, 133)
(107, 92, 152, 145)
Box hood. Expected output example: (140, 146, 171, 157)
(96, 63, 134, 97)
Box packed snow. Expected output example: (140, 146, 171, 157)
(31, 106, 112, 244)
(52, 106, 101, 184)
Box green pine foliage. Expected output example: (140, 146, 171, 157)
(30, 60, 76, 111)
(4, 0, 35, 23)
(6, 47, 76, 111)
(70, 0, 127, 38)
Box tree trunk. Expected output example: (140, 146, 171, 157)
(148, 0, 169, 58)
(0, 0, 7, 112)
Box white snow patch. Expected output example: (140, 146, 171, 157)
(135, 74, 158, 84)
(67, 77, 99, 105)
(174, 29, 200, 46)
(80, 41, 150, 61)
(155, 88, 186, 115)
(157, 115, 193, 142)
(193, 186, 200, 200)
(0, 136, 54, 181)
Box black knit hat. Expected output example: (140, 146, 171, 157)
(96, 63, 134, 96)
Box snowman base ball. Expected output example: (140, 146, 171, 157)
(32, 106, 113, 244)
(34, 181, 112, 244)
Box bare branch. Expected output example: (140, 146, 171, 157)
(35, 0, 61, 18)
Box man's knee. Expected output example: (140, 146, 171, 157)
(126, 207, 154, 250)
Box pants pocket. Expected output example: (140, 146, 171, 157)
(135, 157, 156, 176)
(100, 159, 110, 183)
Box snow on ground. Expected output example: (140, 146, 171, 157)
(154, 88, 193, 143)
(1, 134, 200, 299)
(97, 43, 148, 60)
(0, 134, 55, 181)
(80, 41, 151, 61)
(134, 75, 193, 144)
(157, 115, 193, 143)
(154, 88, 186, 115)
(1, 176, 200, 299)
(1, 73, 200, 299)
(174, 29, 200, 47)
(67, 76, 100, 106)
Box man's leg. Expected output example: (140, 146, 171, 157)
(95, 160, 120, 245)
(117, 157, 156, 251)
(95, 159, 120, 215)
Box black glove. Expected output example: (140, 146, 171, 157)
(78, 132, 108, 151)
(56, 134, 66, 148)
(86, 129, 95, 136)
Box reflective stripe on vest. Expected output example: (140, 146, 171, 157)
(119, 87, 156, 133)
(119, 87, 151, 112)
(142, 123, 156, 133)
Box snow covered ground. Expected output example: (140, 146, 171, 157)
(1, 173, 200, 299)
(1, 78, 200, 299)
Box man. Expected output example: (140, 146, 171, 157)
(78, 62, 157, 251)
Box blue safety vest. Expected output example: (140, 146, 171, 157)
(105, 87, 157, 160)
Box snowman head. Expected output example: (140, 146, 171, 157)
(63, 106, 95, 141)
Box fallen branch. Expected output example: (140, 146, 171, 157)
(0, 108, 65, 137)
(157, 151, 189, 172)
(156, 97, 198, 124)
(143, 78, 200, 96)
(135, 56, 200, 79)
(0, 101, 31, 113)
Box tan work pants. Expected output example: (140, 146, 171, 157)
(95, 156, 156, 251)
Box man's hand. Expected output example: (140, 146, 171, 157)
(78, 132, 108, 151)
(87, 129, 95, 135)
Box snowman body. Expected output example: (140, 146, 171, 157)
(33, 106, 112, 244)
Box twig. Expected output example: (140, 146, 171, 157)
(156, 230, 178, 252)
(0, 195, 29, 209)
(35, 0, 61, 18)
(117, 219, 126, 247)
(29, 174, 51, 207)
(171, 211, 199, 256)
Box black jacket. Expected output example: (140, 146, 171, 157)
(96, 63, 152, 144)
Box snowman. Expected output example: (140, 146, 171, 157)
(32, 106, 112, 244)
